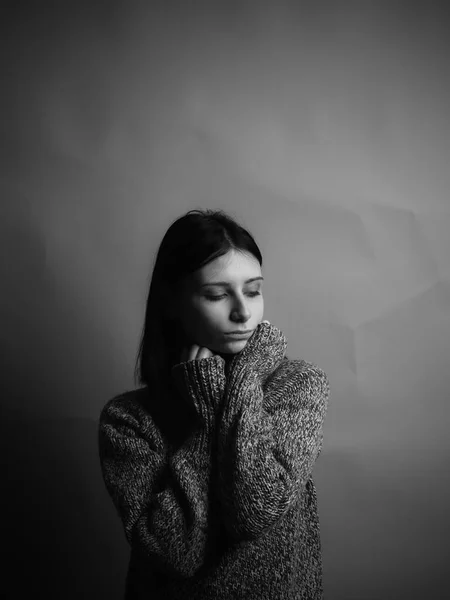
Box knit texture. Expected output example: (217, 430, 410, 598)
(98, 321, 330, 599)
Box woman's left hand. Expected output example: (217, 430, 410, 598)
(229, 321, 287, 381)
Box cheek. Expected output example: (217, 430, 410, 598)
(183, 302, 218, 332)
(198, 305, 231, 341)
(259, 297, 264, 315)
(199, 303, 224, 327)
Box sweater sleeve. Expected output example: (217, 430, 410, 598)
(216, 359, 330, 542)
(98, 355, 226, 579)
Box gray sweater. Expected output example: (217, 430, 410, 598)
(98, 321, 330, 599)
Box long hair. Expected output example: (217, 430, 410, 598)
(134, 209, 263, 395)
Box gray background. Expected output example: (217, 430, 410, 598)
(2, 1, 450, 599)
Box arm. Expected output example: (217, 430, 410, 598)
(217, 347, 330, 542)
(98, 355, 226, 579)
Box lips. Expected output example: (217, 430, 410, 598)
(226, 330, 252, 337)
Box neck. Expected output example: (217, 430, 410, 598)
(217, 351, 234, 363)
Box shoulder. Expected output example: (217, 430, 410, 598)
(273, 356, 328, 381)
(266, 356, 330, 400)
(99, 387, 150, 429)
(98, 387, 167, 454)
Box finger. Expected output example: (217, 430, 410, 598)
(188, 344, 200, 361)
(197, 347, 213, 360)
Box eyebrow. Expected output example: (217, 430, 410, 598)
(201, 276, 264, 288)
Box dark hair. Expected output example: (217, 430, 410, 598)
(134, 209, 263, 391)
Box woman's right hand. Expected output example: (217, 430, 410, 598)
(180, 344, 215, 363)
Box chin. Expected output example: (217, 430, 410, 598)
(225, 338, 248, 350)
(214, 338, 245, 355)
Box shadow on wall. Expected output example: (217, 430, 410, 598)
(315, 447, 449, 600)
(0, 205, 131, 598)
(2, 412, 128, 600)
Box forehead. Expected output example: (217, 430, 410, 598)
(194, 250, 261, 285)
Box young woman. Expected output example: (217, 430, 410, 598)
(98, 209, 330, 600)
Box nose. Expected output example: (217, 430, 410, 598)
(230, 295, 251, 322)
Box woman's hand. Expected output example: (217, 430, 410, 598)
(181, 344, 215, 363)
(226, 321, 287, 382)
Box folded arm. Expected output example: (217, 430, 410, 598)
(98, 356, 226, 579)
(216, 359, 330, 542)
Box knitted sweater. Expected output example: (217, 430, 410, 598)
(98, 321, 330, 599)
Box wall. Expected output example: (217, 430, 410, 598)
(2, 1, 450, 598)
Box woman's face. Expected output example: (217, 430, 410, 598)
(170, 249, 264, 356)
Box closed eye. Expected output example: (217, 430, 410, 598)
(205, 291, 261, 302)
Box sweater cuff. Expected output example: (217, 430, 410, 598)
(170, 355, 226, 429)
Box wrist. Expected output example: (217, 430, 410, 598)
(171, 355, 226, 408)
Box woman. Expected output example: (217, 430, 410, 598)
(98, 209, 330, 599)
